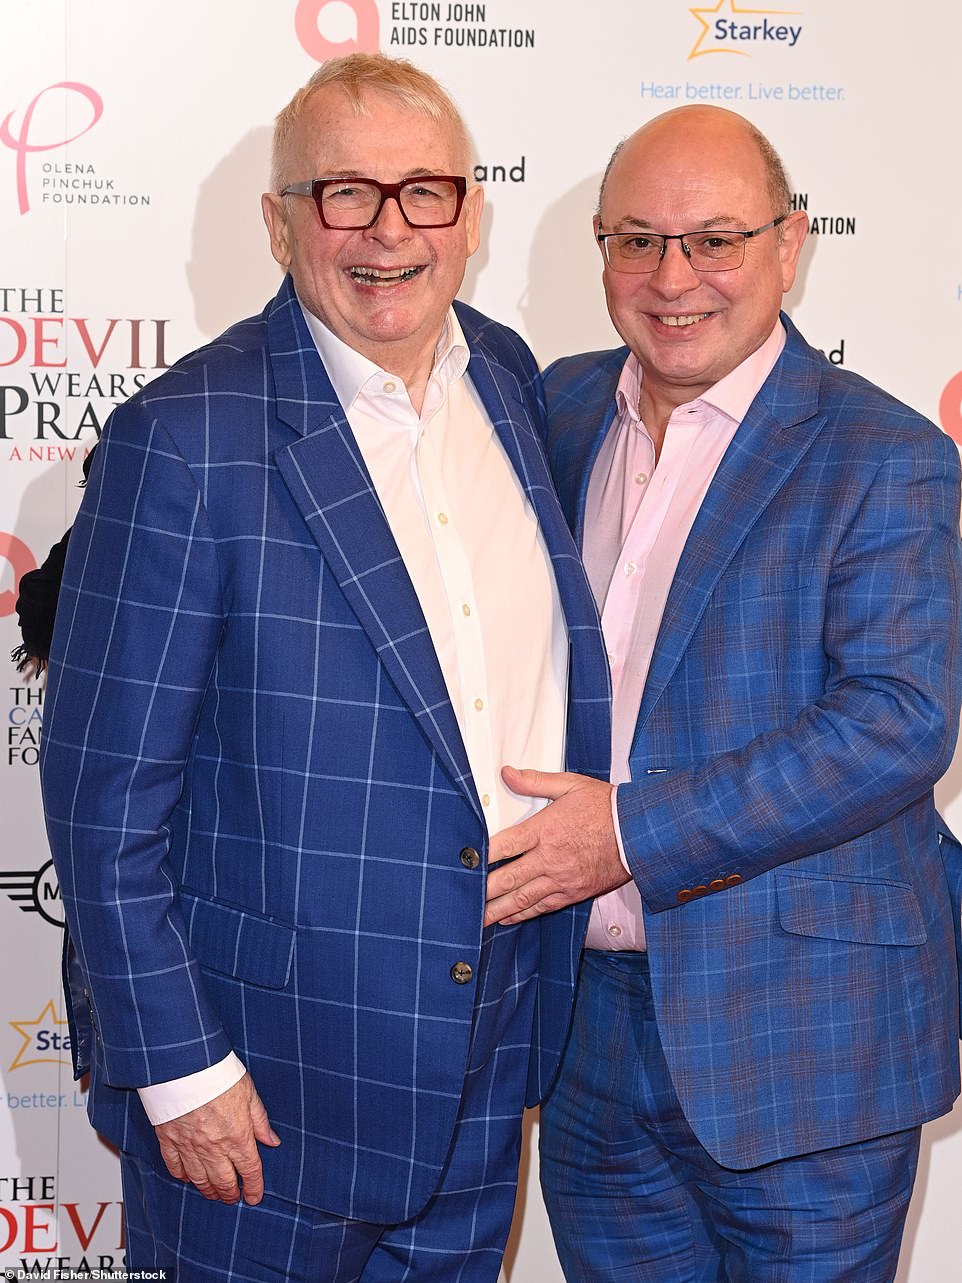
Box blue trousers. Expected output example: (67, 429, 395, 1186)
(540, 951, 921, 1283)
(121, 921, 537, 1282)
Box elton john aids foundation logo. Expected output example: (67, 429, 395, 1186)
(296, 0, 380, 60)
(940, 371, 962, 447)
(0, 82, 103, 214)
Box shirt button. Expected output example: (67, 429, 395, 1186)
(635, 472, 648, 485)
(383, 380, 397, 393)
(481, 793, 491, 807)
(474, 698, 484, 712)
(607, 923, 623, 938)
(624, 562, 637, 576)
(462, 604, 471, 617)
(450, 962, 473, 984)
(437, 512, 448, 526)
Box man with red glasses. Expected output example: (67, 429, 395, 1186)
(485, 106, 962, 1280)
(39, 54, 608, 1281)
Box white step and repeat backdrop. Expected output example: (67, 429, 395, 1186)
(1, 1, 960, 1277)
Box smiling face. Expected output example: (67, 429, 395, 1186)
(262, 85, 482, 385)
(595, 107, 807, 423)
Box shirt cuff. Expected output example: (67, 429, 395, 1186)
(611, 785, 633, 875)
(137, 1052, 247, 1125)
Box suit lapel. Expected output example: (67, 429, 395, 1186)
(268, 280, 479, 815)
(636, 319, 826, 732)
(546, 352, 624, 552)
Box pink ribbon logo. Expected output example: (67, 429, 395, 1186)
(295, 0, 380, 61)
(1, 82, 104, 215)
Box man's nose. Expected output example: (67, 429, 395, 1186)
(650, 239, 700, 293)
(365, 194, 412, 243)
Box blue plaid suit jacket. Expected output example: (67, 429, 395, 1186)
(545, 315, 962, 1170)
(40, 276, 609, 1222)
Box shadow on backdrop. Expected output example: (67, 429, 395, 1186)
(520, 173, 617, 369)
(187, 127, 282, 340)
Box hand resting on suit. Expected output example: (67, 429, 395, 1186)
(155, 1072, 281, 1205)
(484, 766, 627, 925)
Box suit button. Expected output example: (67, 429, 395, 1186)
(459, 847, 480, 869)
(677, 889, 693, 903)
(708, 879, 725, 892)
(691, 885, 709, 898)
(451, 962, 474, 984)
(724, 874, 743, 888)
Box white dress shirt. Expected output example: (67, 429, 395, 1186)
(139, 301, 568, 1123)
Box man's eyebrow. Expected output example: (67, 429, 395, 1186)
(609, 214, 748, 231)
(316, 168, 452, 180)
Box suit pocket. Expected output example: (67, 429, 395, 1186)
(709, 558, 813, 605)
(776, 871, 927, 947)
(181, 891, 295, 989)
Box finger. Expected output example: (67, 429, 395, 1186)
(179, 1153, 223, 1201)
(487, 819, 535, 866)
(249, 1092, 282, 1148)
(501, 765, 572, 801)
(157, 1140, 188, 1183)
(486, 852, 542, 900)
(206, 1159, 242, 1204)
(485, 874, 560, 926)
(233, 1146, 266, 1206)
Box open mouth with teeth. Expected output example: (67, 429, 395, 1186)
(350, 265, 424, 285)
(656, 313, 712, 327)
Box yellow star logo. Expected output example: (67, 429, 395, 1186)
(689, 0, 801, 60)
(9, 999, 71, 1070)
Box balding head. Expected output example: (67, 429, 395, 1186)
(599, 106, 792, 223)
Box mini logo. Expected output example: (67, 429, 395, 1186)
(0, 82, 104, 214)
(0, 532, 37, 618)
(689, 0, 802, 59)
(296, 0, 380, 60)
(9, 998, 71, 1070)
(940, 371, 962, 447)
(0, 860, 64, 928)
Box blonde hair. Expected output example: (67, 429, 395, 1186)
(271, 53, 471, 192)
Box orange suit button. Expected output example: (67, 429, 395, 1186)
(677, 889, 693, 903)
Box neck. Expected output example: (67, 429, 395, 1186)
(637, 385, 681, 464)
(363, 335, 442, 418)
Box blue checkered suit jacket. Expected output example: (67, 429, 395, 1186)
(40, 276, 609, 1222)
(545, 315, 962, 1170)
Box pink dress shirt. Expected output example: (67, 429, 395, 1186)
(583, 323, 786, 951)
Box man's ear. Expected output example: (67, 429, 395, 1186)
(262, 193, 294, 269)
(778, 209, 809, 292)
(463, 182, 485, 258)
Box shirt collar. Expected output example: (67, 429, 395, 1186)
(297, 293, 470, 411)
(617, 319, 787, 427)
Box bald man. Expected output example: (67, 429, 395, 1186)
(484, 107, 962, 1280)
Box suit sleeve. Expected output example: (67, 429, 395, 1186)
(618, 426, 962, 911)
(40, 402, 233, 1086)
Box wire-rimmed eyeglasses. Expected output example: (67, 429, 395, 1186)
(597, 215, 788, 273)
(280, 176, 468, 230)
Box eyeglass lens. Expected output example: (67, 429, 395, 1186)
(320, 179, 461, 228)
(607, 231, 748, 273)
